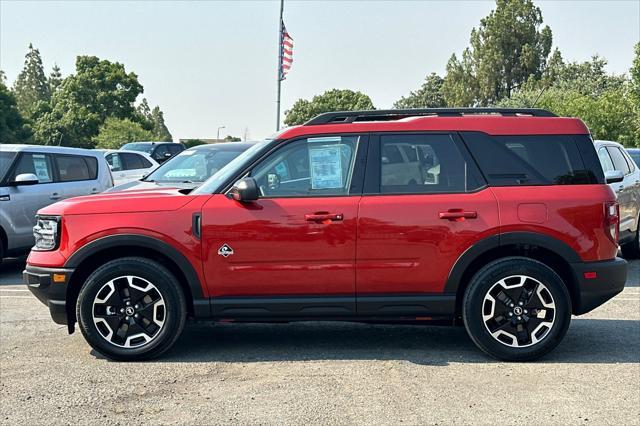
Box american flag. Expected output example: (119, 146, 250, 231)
(279, 21, 293, 81)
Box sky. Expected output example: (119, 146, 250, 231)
(1, 0, 639, 141)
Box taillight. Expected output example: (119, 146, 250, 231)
(604, 202, 619, 244)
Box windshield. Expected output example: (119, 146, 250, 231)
(0, 152, 17, 181)
(193, 139, 272, 194)
(628, 150, 640, 167)
(145, 147, 248, 183)
(122, 143, 153, 154)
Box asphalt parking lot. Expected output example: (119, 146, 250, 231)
(0, 258, 638, 425)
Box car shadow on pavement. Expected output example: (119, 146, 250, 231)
(149, 317, 640, 366)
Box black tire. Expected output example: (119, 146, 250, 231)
(463, 257, 571, 361)
(620, 217, 640, 259)
(77, 257, 187, 361)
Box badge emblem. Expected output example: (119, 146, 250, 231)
(218, 244, 234, 257)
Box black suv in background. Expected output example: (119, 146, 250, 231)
(121, 142, 185, 164)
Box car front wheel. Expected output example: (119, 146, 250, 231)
(77, 257, 186, 361)
(463, 257, 571, 361)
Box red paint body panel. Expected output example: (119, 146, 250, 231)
(27, 194, 212, 296)
(201, 194, 359, 296)
(278, 116, 589, 140)
(356, 189, 500, 294)
(492, 185, 618, 262)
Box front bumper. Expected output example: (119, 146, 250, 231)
(570, 257, 627, 315)
(23, 265, 74, 325)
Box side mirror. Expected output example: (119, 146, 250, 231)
(605, 170, 624, 184)
(11, 173, 39, 186)
(228, 177, 259, 202)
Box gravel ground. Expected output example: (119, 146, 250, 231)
(0, 258, 638, 425)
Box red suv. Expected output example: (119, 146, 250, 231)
(24, 108, 628, 361)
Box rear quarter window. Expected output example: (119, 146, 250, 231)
(461, 133, 603, 186)
(54, 155, 98, 182)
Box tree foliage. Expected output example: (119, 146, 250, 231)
(92, 117, 155, 149)
(223, 135, 242, 142)
(442, 0, 552, 106)
(182, 139, 206, 149)
(284, 89, 375, 126)
(48, 64, 63, 94)
(12, 44, 51, 118)
(33, 56, 144, 147)
(394, 73, 445, 108)
(136, 98, 173, 141)
(0, 78, 32, 143)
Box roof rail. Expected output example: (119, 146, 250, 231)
(304, 108, 557, 125)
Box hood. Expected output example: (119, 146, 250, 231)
(39, 188, 195, 216)
(105, 180, 200, 192)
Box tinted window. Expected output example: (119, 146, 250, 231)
(622, 150, 636, 172)
(55, 155, 97, 182)
(153, 145, 169, 160)
(106, 153, 122, 172)
(463, 133, 597, 186)
(598, 147, 615, 172)
(606, 147, 631, 175)
(0, 152, 17, 181)
(380, 134, 481, 194)
(251, 136, 359, 197)
(10, 153, 54, 183)
(628, 150, 640, 168)
(121, 153, 145, 170)
(122, 143, 153, 154)
(168, 144, 183, 155)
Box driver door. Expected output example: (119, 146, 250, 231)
(201, 134, 367, 317)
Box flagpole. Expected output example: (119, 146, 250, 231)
(276, 0, 284, 131)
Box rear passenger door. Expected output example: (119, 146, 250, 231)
(356, 133, 499, 315)
(604, 146, 640, 237)
(52, 154, 100, 198)
(120, 153, 153, 183)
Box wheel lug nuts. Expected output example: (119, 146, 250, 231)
(119, 308, 125, 313)
(524, 309, 528, 314)
(508, 312, 513, 317)
(518, 302, 523, 306)
(517, 316, 522, 320)
(509, 303, 514, 308)
(125, 316, 130, 320)
(135, 304, 140, 309)
(134, 314, 139, 318)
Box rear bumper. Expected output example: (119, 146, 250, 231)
(23, 265, 74, 325)
(570, 257, 627, 315)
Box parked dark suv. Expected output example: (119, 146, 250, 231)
(25, 108, 627, 361)
(121, 141, 185, 164)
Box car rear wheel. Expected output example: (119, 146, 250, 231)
(77, 257, 186, 361)
(621, 216, 640, 259)
(463, 257, 571, 361)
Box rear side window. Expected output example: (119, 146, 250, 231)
(462, 133, 600, 186)
(55, 155, 98, 182)
(121, 153, 145, 170)
(606, 147, 631, 175)
(106, 153, 122, 171)
(598, 147, 615, 172)
(10, 153, 54, 183)
(379, 134, 483, 194)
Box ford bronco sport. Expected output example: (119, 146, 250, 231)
(24, 108, 628, 361)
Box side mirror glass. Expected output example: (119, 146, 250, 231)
(11, 173, 39, 186)
(228, 177, 259, 202)
(605, 170, 624, 184)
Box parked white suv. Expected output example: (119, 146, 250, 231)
(595, 140, 640, 258)
(99, 150, 158, 186)
(0, 145, 113, 262)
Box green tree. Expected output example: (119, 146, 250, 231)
(136, 98, 172, 140)
(284, 89, 375, 126)
(182, 139, 206, 149)
(223, 135, 242, 142)
(48, 64, 63, 94)
(92, 117, 155, 149)
(0, 79, 33, 143)
(33, 56, 144, 147)
(12, 44, 51, 117)
(630, 43, 640, 146)
(394, 73, 446, 108)
(443, 0, 552, 106)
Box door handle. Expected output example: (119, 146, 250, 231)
(50, 193, 61, 200)
(90, 188, 99, 194)
(305, 212, 344, 223)
(439, 209, 477, 221)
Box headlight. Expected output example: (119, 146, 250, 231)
(33, 216, 61, 251)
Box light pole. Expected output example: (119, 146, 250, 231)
(217, 126, 225, 141)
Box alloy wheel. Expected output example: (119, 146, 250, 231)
(482, 275, 556, 348)
(92, 275, 166, 348)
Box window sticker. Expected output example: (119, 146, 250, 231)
(309, 145, 343, 189)
(32, 155, 51, 182)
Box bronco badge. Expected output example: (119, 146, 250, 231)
(218, 244, 234, 257)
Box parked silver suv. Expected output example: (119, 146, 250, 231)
(0, 145, 113, 261)
(595, 140, 640, 258)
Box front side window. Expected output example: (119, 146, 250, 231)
(251, 136, 359, 197)
(598, 147, 615, 172)
(55, 155, 97, 182)
(106, 153, 122, 172)
(0, 152, 17, 182)
(380, 134, 481, 194)
(121, 153, 145, 170)
(10, 153, 54, 183)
